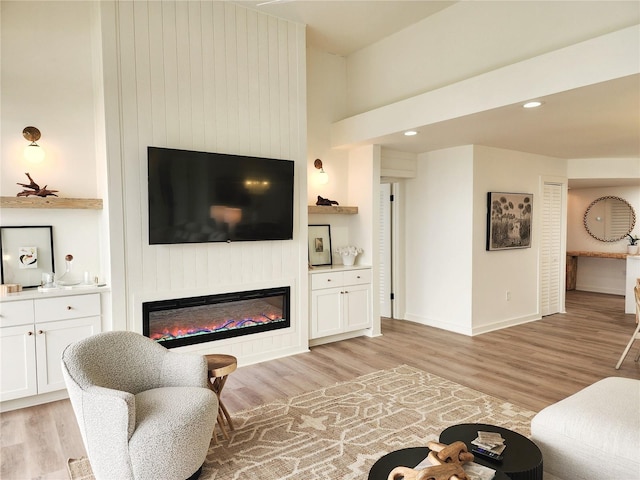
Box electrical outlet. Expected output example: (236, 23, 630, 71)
(506, 290, 511, 301)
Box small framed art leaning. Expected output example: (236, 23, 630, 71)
(486, 192, 533, 251)
(308, 224, 332, 266)
(0, 225, 55, 288)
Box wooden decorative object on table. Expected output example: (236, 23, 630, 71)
(387, 464, 467, 480)
(0, 284, 22, 295)
(387, 441, 473, 480)
(16, 172, 58, 197)
(427, 441, 474, 464)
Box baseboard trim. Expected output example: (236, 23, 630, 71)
(1, 389, 69, 413)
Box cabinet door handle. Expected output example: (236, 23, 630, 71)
(38, 330, 44, 335)
(66, 306, 73, 310)
(344, 290, 349, 294)
(356, 276, 361, 279)
(27, 331, 34, 336)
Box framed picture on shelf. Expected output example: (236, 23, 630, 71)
(486, 192, 533, 251)
(308, 224, 332, 266)
(0, 226, 54, 288)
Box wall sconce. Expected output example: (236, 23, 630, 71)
(23, 126, 45, 164)
(314, 158, 329, 185)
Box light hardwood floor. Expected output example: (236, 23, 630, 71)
(2, 290, 639, 479)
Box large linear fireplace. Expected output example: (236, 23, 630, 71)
(142, 286, 290, 349)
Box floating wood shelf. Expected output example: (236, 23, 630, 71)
(566, 250, 628, 259)
(0, 196, 103, 210)
(565, 250, 629, 291)
(308, 205, 358, 215)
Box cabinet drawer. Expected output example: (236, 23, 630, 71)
(0, 300, 35, 327)
(311, 272, 344, 290)
(35, 294, 100, 322)
(343, 269, 371, 285)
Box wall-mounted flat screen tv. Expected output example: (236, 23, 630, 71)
(148, 147, 294, 245)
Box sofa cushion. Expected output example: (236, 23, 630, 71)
(531, 377, 640, 480)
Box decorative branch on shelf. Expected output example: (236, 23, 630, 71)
(315, 195, 339, 206)
(16, 172, 58, 197)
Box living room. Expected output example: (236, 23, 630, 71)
(1, 1, 639, 479)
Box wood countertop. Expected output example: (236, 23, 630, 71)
(566, 251, 629, 259)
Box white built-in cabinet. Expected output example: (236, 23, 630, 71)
(309, 266, 372, 343)
(0, 291, 101, 404)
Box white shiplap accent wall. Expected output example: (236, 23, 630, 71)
(101, 1, 308, 364)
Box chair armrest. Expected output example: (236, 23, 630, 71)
(159, 352, 209, 388)
(83, 386, 136, 440)
(74, 386, 136, 480)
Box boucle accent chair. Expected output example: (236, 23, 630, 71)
(531, 377, 640, 479)
(61, 331, 218, 480)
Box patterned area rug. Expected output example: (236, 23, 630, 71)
(67, 365, 536, 479)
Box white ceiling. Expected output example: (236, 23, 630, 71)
(237, 0, 640, 187)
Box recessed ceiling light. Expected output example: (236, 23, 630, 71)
(404, 130, 418, 136)
(523, 101, 543, 109)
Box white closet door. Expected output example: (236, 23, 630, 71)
(541, 182, 563, 316)
(379, 183, 392, 318)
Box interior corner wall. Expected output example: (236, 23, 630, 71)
(347, 145, 379, 265)
(404, 146, 474, 335)
(472, 145, 567, 333)
(403, 145, 568, 336)
(100, 1, 308, 365)
(347, 144, 381, 336)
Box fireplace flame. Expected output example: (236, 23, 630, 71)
(149, 313, 284, 342)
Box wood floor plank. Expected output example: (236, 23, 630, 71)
(1, 290, 638, 480)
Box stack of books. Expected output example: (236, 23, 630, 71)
(471, 431, 506, 461)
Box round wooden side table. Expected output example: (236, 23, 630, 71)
(205, 354, 237, 441)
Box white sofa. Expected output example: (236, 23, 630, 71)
(531, 377, 640, 480)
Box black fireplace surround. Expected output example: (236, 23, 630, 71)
(142, 286, 290, 349)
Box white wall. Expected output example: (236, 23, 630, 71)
(306, 46, 349, 206)
(568, 185, 640, 252)
(97, 1, 308, 364)
(306, 46, 374, 267)
(402, 145, 568, 335)
(472, 146, 567, 332)
(568, 157, 640, 184)
(567, 185, 640, 294)
(567, 158, 640, 296)
(1, 1, 100, 198)
(0, 1, 105, 285)
(346, 1, 639, 116)
(404, 146, 474, 334)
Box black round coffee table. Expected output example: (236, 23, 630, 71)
(440, 423, 543, 480)
(368, 446, 510, 480)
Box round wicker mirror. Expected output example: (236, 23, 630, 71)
(583, 196, 636, 242)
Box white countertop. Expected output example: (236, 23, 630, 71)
(0, 285, 110, 302)
(309, 264, 371, 274)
